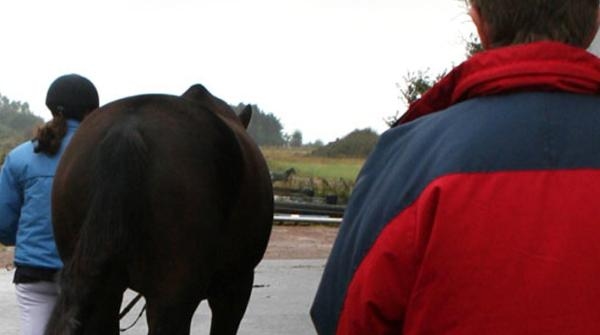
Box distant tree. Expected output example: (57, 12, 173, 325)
(305, 139, 324, 148)
(0, 95, 31, 114)
(311, 128, 379, 158)
(0, 93, 44, 162)
(384, 70, 444, 126)
(232, 103, 286, 146)
(0, 94, 39, 131)
(399, 70, 440, 105)
(464, 32, 484, 57)
(386, 33, 483, 126)
(289, 130, 303, 147)
(282, 132, 291, 146)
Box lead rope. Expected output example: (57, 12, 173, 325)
(119, 293, 146, 332)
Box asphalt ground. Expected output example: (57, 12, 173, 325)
(0, 259, 325, 334)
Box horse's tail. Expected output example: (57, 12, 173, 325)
(59, 116, 149, 323)
(77, 117, 148, 270)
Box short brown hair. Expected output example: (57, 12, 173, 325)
(470, 0, 599, 47)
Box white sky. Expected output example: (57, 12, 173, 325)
(0, 0, 476, 143)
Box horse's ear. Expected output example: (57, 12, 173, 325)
(238, 105, 252, 129)
(182, 84, 211, 103)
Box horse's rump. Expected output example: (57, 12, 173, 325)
(47, 85, 273, 335)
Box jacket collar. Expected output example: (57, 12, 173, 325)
(66, 119, 80, 129)
(394, 42, 600, 126)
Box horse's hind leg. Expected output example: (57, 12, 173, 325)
(83, 280, 125, 335)
(208, 271, 254, 335)
(145, 297, 199, 335)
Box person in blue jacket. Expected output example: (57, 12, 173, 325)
(0, 74, 99, 335)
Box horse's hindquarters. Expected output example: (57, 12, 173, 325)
(50, 89, 274, 335)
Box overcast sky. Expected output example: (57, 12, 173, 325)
(1, 0, 478, 143)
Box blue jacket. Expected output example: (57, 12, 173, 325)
(0, 119, 80, 270)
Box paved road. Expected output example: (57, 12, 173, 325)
(0, 259, 325, 334)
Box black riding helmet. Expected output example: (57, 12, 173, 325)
(45, 74, 99, 121)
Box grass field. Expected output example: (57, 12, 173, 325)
(260, 146, 365, 181)
(260, 146, 366, 203)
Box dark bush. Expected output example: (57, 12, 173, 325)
(311, 128, 379, 158)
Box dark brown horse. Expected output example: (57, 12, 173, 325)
(45, 84, 273, 335)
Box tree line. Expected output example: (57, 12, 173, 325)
(0, 94, 44, 162)
(232, 103, 310, 148)
(0, 95, 374, 164)
(0, 98, 319, 162)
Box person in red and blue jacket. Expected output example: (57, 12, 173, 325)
(311, 0, 600, 334)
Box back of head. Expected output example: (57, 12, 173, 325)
(46, 74, 99, 121)
(471, 0, 600, 48)
(35, 74, 98, 155)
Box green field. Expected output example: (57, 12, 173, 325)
(261, 147, 364, 181)
(261, 147, 365, 203)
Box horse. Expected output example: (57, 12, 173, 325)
(270, 167, 296, 183)
(45, 84, 274, 335)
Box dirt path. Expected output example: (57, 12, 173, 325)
(263, 225, 339, 259)
(0, 225, 339, 268)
